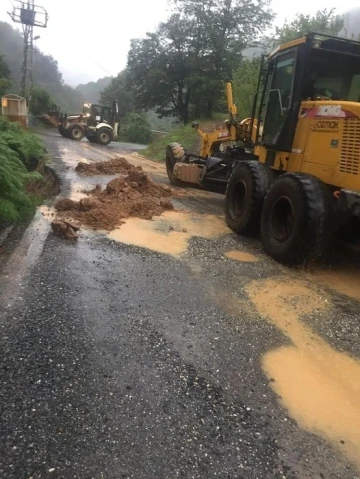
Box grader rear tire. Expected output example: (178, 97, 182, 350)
(165, 142, 186, 186)
(260, 173, 334, 265)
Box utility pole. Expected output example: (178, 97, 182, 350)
(8, 1, 48, 98)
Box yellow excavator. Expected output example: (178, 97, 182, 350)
(166, 32, 360, 264)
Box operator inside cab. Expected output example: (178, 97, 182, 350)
(306, 49, 360, 101)
(307, 71, 341, 100)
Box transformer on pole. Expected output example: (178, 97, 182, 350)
(8, 1, 48, 98)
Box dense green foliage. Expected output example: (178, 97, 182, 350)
(29, 85, 53, 116)
(144, 110, 176, 133)
(0, 53, 12, 97)
(140, 8, 347, 156)
(121, 113, 152, 144)
(271, 9, 344, 45)
(232, 58, 261, 119)
(0, 53, 11, 79)
(100, 71, 177, 139)
(142, 123, 197, 161)
(125, 0, 273, 124)
(0, 116, 44, 222)
(100, 70, 135, 119)
(107, 5, 346, 127)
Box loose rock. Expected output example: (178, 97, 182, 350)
(51, 219, 80, 240)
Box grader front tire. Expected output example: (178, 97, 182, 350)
(165, 142, 186, 186)
(225, 161, 273, 235)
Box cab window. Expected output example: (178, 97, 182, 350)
(262, 50, 296, 146)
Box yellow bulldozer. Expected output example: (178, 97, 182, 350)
(166, 32, 360, 265)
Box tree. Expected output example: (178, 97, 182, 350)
(29, 85, 53, 116)
(232, 58, 261, 119)
(272, 9, 344, 45)
(0, 53, 11, 78)
(173, 0, 273, 118)
(127, 15, 195, 124)
(127, 0, 273, 124)
(123, 113, 152, 144)
(100, 70, 135, 118)
(0, 53, 11, 97)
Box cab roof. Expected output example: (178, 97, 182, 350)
(268, 32, 360, 61)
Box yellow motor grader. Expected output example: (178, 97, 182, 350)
(166, 33, 360, 264)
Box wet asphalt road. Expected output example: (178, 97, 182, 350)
(1, 132, 360, 479)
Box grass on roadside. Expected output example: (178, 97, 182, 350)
(142, 113, 229, 161)
(0, 116, 51, 224)
(142, 124, 198, 161)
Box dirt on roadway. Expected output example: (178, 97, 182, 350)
(1, 130, 360, 479)
(55, 159, 175, 231)
(75, 157, 139, 176)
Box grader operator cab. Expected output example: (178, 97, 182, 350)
(58, 101, 119, 145)
(166, 33, 360, 265)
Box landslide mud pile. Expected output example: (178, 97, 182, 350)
(54, 168, 174, 232)
(75, 157, 138, 176)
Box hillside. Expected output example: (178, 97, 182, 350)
(0, 21, 84, 112)
(76, 77, 112, 104)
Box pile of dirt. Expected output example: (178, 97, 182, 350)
(75, 157, 139, 176)
(54, 168, 174, 231)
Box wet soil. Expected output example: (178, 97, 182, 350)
(75, 157, 139, 176)
(26, 163, 61, 199)
(55, 164, 175, 231)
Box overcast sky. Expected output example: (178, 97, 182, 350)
(0, 0, 359, 86)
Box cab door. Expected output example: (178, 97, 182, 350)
(261, 49, 297, 151)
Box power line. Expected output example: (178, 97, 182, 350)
(92, 60, 113, 78)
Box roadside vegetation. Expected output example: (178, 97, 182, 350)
(102, 7, 346, 127)
(0, 115, 49, 223)
(119, 113, 153, 145)
(142, 115, 227, 160)
(138, 8, 348, 158)
(142, 124, 198, 161)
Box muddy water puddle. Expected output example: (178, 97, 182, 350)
(225, 249, 259, 263)
(247, 278, 360, 467)
(307, 263, 360, 301)
(108, 210, 230, 257)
